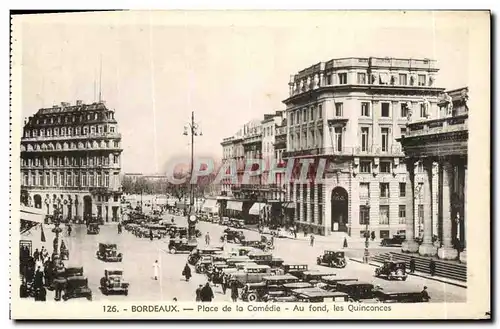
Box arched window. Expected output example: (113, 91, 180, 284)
(63, 142, 68, 150)
(46, 128, 52, 136)
(54, 128, 59, 136)
(40, 129, 45, 137)
(61, 127, 66, 136)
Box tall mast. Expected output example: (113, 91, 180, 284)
(98, 55, 103, 102)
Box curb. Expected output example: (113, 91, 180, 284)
(350, 258, 467, 289)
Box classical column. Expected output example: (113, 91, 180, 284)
(419, 160, 437, 256)
(432, 162, 439, 236)
(306, 182, 312, 224)
(460, 162, 467, 263)
(402, 159, 419, 253)
(438, 160, 458, 260)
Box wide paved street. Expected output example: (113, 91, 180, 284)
(46, 213, 466, 303)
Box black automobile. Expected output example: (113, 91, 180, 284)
(240, 275, 299, 302)
(86, 223, 100, 235)
(187, 247, 223, 265)
(316, 250, 347, 268)
(335, 281, 376, 302)
(62, 276, 92, 301)
(281, 263, 309, 279)
(96, 243, 123, 262)
(168, 239, 198, 254)
(380, 234, 406, 247)
(375, 261, 408, 281)
(374, 288, 430, 303)
(220, 228, 245, 244)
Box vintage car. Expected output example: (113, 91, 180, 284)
(100, 269, 129, 296)
(291, 288, 350, 302)
(248, 251, 285, 268)
(229, 264, 273, 287)
(240, 274, 299, 302)
(335, 281, 376, 302)
(375, 261, 408, 281)
(229, 219, 245, 229)
(168, 239, 198, 254)
(281, 263, 309, 278)
(195, 257, 215, 274)
(62, 276, 92, 301)
(96, 243, 123, 262)
(168, 225, 189, 238)
(316, 250, 347, 268)
(231, 246, 257, 257)
(188, 247, 224, 265)
(219, 217, 231, 226)
(226, 256, 252, 267)
(241, 239, 272, 251)
(264, 282, 314, 302)
(220, 228, 246, 244)
(374, 288, 430, 303)
(319, 276, 358, 291)
(64, 266, 84, 278)
(380, 234, 406, 247)
(301, 270, 338, 284)
(86, 223, 100, 235)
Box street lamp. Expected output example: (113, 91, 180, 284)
(183, 111, 202, 240)
(363, 200, 371, 264)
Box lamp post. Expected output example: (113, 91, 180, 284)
(362, 200, 371, 264)
(183, 111, 202, 239)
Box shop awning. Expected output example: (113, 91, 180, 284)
(21, 206, 45, 224)
(226, 201, 243, 211)
(202, 199, 218, 213)
(249, 202, 266, 215)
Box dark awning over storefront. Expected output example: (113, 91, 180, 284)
(226, 201, 243, 211)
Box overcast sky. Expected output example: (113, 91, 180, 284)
(14, 11, 488, 174)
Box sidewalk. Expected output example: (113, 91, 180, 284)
(350, 257, 467, 289)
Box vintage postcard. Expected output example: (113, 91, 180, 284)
(10, 10, 490, 320)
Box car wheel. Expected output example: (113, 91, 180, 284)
(170, 248, 176, 254)
(247, 292, 258, 302)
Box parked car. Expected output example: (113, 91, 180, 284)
(241, 239, 272, 251)
(229, 265, 273, 287)
(248, 251, 284, 268)
(64, 266, 84, 279)
(316, 250, 347, 268)
(380, 234, 406, 247)
(240, 274, 299, 302)
(226, 256, 252, 267)
(96, 243, 123, 262)
(319, 276, 358, 291)
(301, 270, 338, 284)
(195, 257, 215, 274)
(281, 263, 309, 278)
(62, 276, 92, 301)
(264, 282, 314, 302)
(219, 217, 231, 226)
(100, 268, 129, 296)
(231, 246, 258, 257)
(375, 261, 408, 281)
(374, 288, 430, 303)
(168, 239, 198, 254)
(188, 247, 223, 265)
(291, 287, 350, 302)
(335, 281, 376, 302)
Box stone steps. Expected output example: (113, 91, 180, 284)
(371, 251, 467, 282)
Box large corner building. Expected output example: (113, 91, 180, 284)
(20, 101, 123, 222)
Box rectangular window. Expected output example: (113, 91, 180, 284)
(398, 205, 406, 224)
(399, 183, 406, 197)
(361, 102, 370, 117)
(302, 109, 307, 122)
(359, 183, 370, 199)
(359, 206, 370, 225)
(98, 173, 103, 187)
(90, 174, 95, 187)
(23, 174, 28, 186)
(380, 183, 390, 198)
(68, 172, 73, 186)
(380, 161, 391, 173)
(361, 127, 369, 152)
(400, 103, 409, 118)
(318, 184, 323, 204)
(381, 128, 389, 152)
(379, 205, 389, 224)
(290, 113, 294, 125)
(318, 204, 323, 225)
(400, 127, 407, 138)
(335, 103, 343, 117)
(334, 127, 343, 151)
(420, 103, 426, 117)
(418, 74, 426, 86)
(399, 74, 407, 86)
(380, 230, 390, 238)
(45, 172, 50, 186)
(357, 72, 366, 84)
(318, 104, 322, 119)
(326, 74, 332, 85)
(296, 202, 301, 222)
(381, 103, 390, 117)
(338, 73, 347, 84)
(360, 161, 371, 173)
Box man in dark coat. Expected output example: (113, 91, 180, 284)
(195, 285, 203, 302)
(221, 275, 228, 295)
(230, 280, 239, 302)
(34, 266, 44, 289)
(182, 263, 192, 281)
(200, 282, 214, 302)
(410, 257, 416, 273)
(149, 229, 154, 241)
(421, 286, 431, 302)
(429, 259, 436, 276)
(33, 249, 40, 262)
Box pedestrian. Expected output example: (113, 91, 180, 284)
(182, 263, 192, 282)
(33, 248, 40, 262)
(205, 232, 211, 246)
(153, 260, 159, 280)
(200, 282, 214, 302)
(410, 257, 416, 273)
(149, 229, 154, 241)
(67, 224, 72, 236)
(34, 266, 44, 290)
(421, 286, 431, 301)
(370, 231, 376, 241)
(117, 222, 122, 234)
(230, 280, 239, 302)
(343, 237, 348, 249)
(310, 234, 315, 247)
(222, 274, 228, 295)
(195, 284, 203, 302)
(429, 259, 436, 276)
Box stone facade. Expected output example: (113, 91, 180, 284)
(20, 101, 123, 222)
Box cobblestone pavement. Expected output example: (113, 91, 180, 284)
(38, 214, 466, 303)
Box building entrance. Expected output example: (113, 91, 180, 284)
(331, 187, 348, 232)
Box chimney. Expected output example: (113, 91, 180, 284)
(76, 100, 83, 106)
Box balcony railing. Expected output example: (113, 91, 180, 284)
(22, 132, 122, 142)
(407, 114, 468, 137)
(22, 146, 123, 153)
(283, 145, 404, 158)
